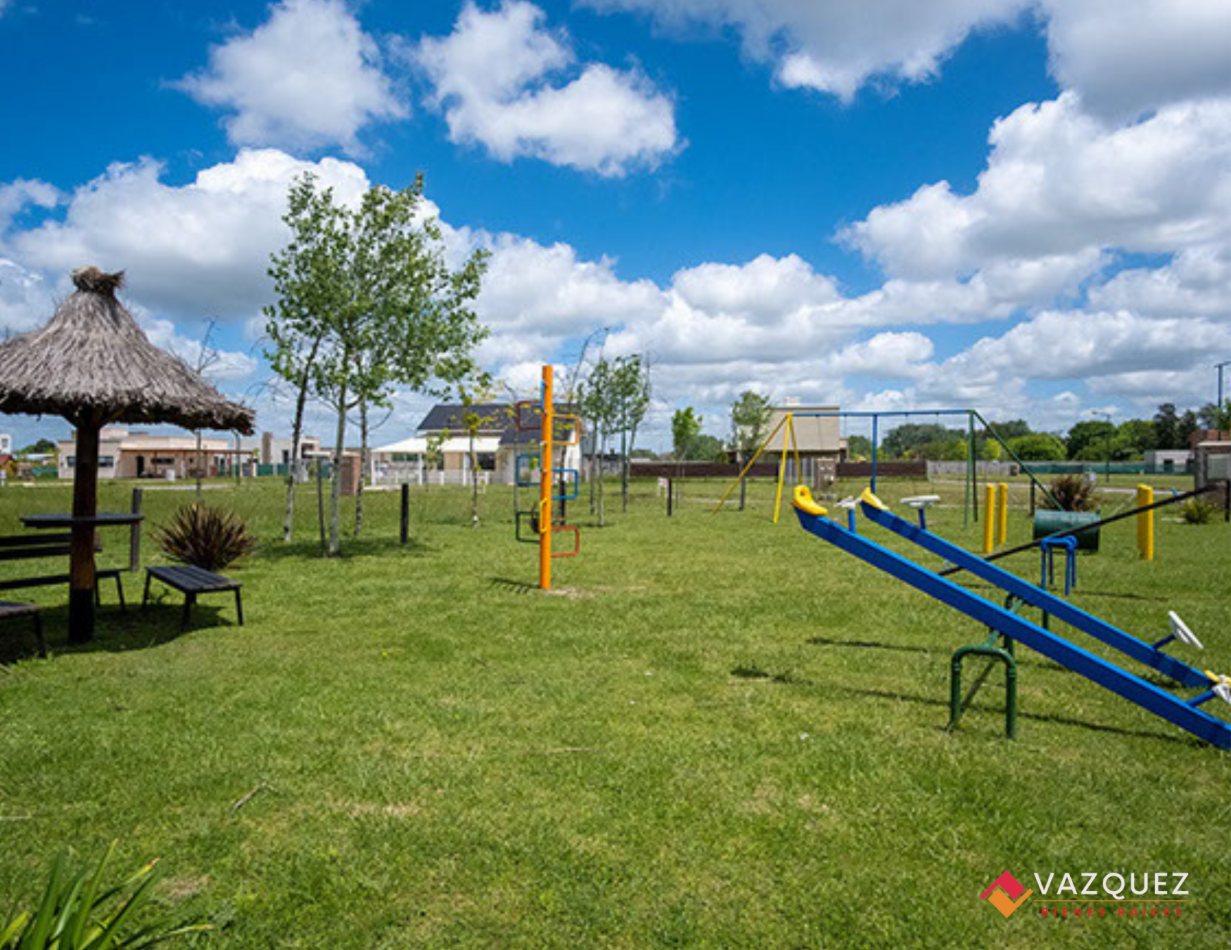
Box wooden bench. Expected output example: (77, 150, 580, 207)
(0, 533, 126, 609)
(143, 565, 243, 632)
(0, 601, 45, 658)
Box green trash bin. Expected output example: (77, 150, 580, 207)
(1033, 510, 1101, 551)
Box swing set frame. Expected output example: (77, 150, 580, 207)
(712, 408, 1060, 523)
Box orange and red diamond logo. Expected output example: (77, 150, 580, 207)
(980, 871, 1034, 918)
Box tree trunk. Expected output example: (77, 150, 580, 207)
(620, 425, 628, 513)
(591, 426, 601, 515)
(328, 381, 348, 557)
(597, 435, 606, 527)
(283, 358, 314, 542)
(68, 417, 101, 645)
(354, 398, 368, 537)
(626, 423, 639, 514)
(469, 431, 480, 526)
(738, 450, 747, 511)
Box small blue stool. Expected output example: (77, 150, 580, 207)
(1040, 535, 1078, 596)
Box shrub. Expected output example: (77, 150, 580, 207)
(1040, 474, 1098, 512)
(1180, 498, 1216, 525)
(1, 844, 209, 948)
(156, 503, 256, 571)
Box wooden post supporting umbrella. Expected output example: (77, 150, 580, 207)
(0, 267, 253, 644)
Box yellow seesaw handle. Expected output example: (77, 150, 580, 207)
(792, 485, 828, 517)
(859, 487, 889, 510)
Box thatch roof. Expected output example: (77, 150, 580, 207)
(0, 267, 254, 433)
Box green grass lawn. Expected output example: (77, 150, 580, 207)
(1, 476, 1229, 949)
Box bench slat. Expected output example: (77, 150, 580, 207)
(0, 546, 72, 562)
(0, 533, 73, 548)
(0, 600, 41, 619)
(0, 568, 125, 592)
(148, 565, 238, 592)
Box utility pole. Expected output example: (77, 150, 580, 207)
(1217, 360, 1230, 439)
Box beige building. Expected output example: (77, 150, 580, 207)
(759, 400, 846, 482)
(56, 428, 326, 480)
(56, 427, 251, 480)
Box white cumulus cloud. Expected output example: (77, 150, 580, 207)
(8, 149, 371, 320)
(843, 94, 1231, 286)
(412, 1, 678, 175)
(583, 0, 1231, 116)
(177, 0, 406, 153)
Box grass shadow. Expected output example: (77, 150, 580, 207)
(806, 635, 932, 655)
(0, 596, 232, 664)
(490, 577, 540, 595)
(816, 681, 1197, 747)
(730, 664, 799, 684)
(253, 536, 432, 562)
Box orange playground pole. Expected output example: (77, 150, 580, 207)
(539, 365, 554, 590)
(997, 482, 1009, 545)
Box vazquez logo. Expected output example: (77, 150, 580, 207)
(980, 871, 1034, 918)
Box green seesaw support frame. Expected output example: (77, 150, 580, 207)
(790, 485, 1231, 750)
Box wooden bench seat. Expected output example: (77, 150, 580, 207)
(0, 532, 126, 608)
(0, 600, 46, 658)
(143, 565, 243, 632)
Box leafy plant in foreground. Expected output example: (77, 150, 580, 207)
(1, 844, 209, 949)
(1180, 497, 1216, 525)
(156, 504, 256, 572)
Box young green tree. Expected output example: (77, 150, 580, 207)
(457, 382, 506, 527)
(423, 430, 448, 491)
(274, 173, 488, 556)
(266, 173, 348, 543)
(672, 407, 703, 460)
(729, 390, 772, 511)
(611, 355, 652, 513)
(579, 358, 627, 526)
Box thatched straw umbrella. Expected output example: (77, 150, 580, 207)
(0, 267, 254, 644)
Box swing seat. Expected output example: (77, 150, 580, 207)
(902, 495, 941, 509)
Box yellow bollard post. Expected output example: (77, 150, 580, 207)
(1136, 484, 1155, 561)
(772, 419, 790, 525)
(983, 484, 996, 555)
(997, 482, 1009, 545)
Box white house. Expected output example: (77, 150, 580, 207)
(372, 403, 583, 486)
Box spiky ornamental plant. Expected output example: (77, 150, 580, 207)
(1, 844, 210, 949)
(155, 504, 256, 572)
(1039, 474, 1099, 512)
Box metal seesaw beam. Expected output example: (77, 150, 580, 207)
(791, 498, 1231, 750)
(857, 496, 1209, 689)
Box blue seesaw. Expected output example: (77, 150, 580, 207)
(791, 485, 1231, 750)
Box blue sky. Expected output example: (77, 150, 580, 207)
(1, 0, 1229, 450)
